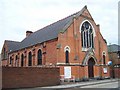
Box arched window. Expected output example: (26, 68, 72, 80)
(21, 54, 24, 67)
(65, 50, 69, 63)
(102, 51, 106, 65)
(10, 57, 12, 65)
(103, 55, 106, 65)
(28, 52, 32, 66)
(81, 21, 94, 48)
(37, 49, 42, 65)
(15, 55, 18, 60)
(64, 46, 70, 64)
(15, 55, 18, 66)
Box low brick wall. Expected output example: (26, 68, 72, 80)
(114, 68, 120, 78)
(110, 68, 120, 78)
(2, 66, 60, 89)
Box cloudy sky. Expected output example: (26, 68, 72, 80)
(0, 0, 119, 51)
(118, 1, 120, 45)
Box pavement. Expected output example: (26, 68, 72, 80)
(41, 79, 119, 89)
(18, 78, 119, 90)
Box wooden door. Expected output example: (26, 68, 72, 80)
(88, 58, 95, 78)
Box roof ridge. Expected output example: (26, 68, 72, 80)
(34, 6, 87, 33)
(22, 10, 79, 41)
(22, 8, 83, 42)
(108, 44, 120, 46)
(5, 40, 20, 43)
(35, 13, 77, 32)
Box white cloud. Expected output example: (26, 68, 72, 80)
(0, 0, 119, 51)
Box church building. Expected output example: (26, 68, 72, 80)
(1, 6, 110, 80)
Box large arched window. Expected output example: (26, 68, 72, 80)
(37, 49, 42, 65)
(81, 21, 94, 48)
(21, 54, 24, 67)
(28, 52, 32, 66)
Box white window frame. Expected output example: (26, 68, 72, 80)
(64, 46, 70, 53)
(80, 20, 96, 51)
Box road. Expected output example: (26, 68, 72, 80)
(80, 81, 119, 88)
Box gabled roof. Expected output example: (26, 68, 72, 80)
(4, 40, 20, 53)
(108, 44, 120, 52)
(7, 6, 89, 52)
(19, 6, 87, 49)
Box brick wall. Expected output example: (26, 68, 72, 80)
(110, 68, 120, 78)
(7, 39, 58, 67)
(1, 60, 7, 66)
(109, 52, 120, 65)
(114, 68, 120, 78)
(2, 66, 60, 89)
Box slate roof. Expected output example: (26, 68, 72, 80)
(108, 44, 120, 52)
(5, 40, 20, 53)
(7, 6, 88, 53)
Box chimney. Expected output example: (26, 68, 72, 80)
(26, 31, 33, 37)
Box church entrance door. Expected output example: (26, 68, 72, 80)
(88, 58, 95, 78)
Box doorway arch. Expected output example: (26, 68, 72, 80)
(88, 57, 95, 78)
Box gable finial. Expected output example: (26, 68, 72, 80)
(84, 5, 87, 9)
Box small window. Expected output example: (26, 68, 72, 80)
(103, 55, 106, 65)
(102, 51, 106, 65)
(28, 52, 32, 66)
(15, 55, 18, 60)
(15, 55, 18, 66)
(21, 54, 24, 67)
(64, 46, 70, 64)
(65, 50, 69, 63)
(10, 57, 12, 64)
(37, 49, 42, 65)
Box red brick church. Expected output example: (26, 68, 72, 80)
(1, 6, 110, 80)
